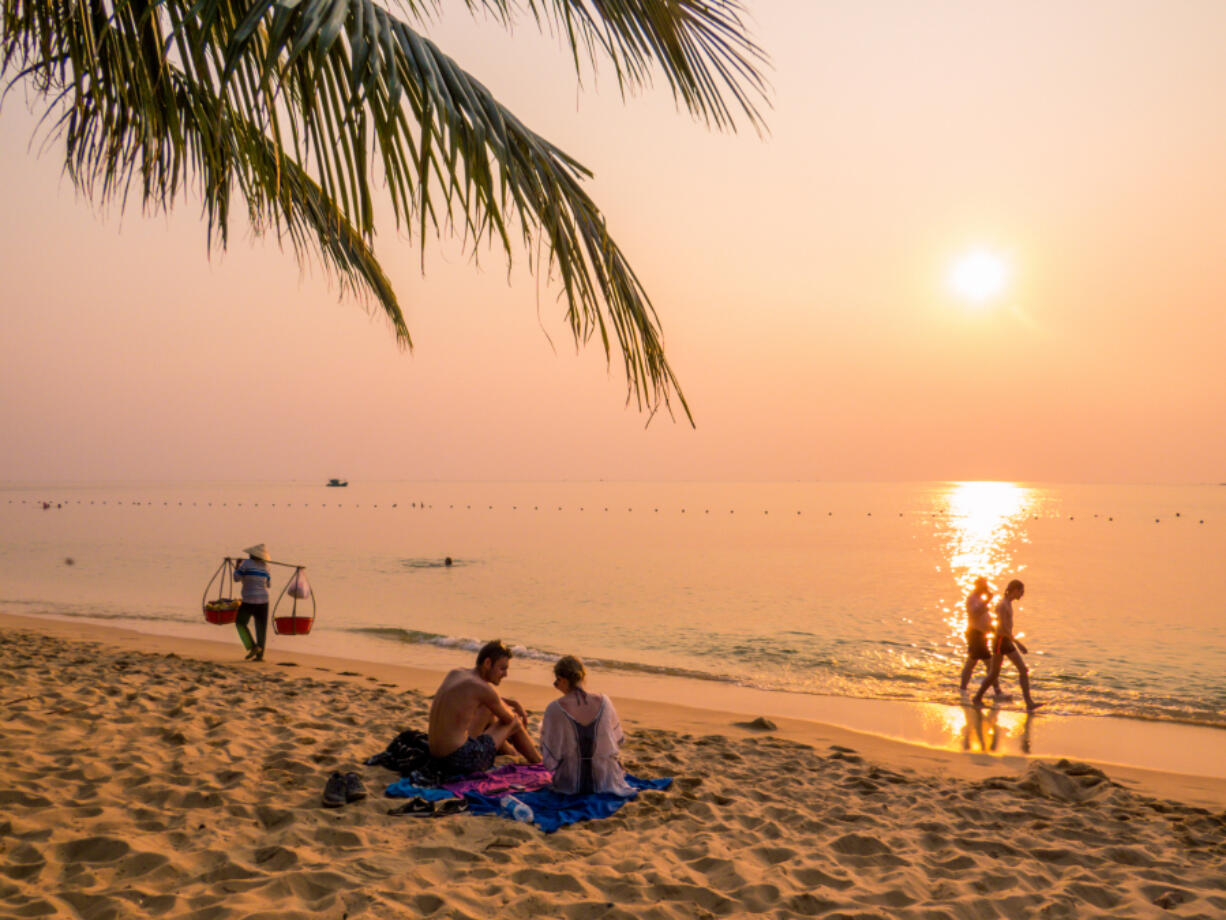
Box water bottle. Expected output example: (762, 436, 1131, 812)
(499, 795, 534, 823)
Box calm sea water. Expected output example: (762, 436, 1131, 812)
(2, 482, 1224, 731)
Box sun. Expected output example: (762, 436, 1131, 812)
(949, 249, 1008, 305)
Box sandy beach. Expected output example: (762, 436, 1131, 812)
(2, 612, 1225, 920)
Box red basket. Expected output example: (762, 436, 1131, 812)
(203, 601, 240, 625)
(274, 616, 313, 635)
(204, 607, 238, 625)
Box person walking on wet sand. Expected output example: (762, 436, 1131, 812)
(959, 577, 1006, 697)
(233, 544, 272, 661)
(973, 580, 1042, 711)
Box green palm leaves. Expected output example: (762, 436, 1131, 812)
(1, 0, 768, 419)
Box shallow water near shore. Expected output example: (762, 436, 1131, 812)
(3, 480, 1224, 762)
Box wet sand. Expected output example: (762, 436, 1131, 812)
(2, 612, 1225, 919)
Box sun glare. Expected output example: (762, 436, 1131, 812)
(949, 249, 1008, 305)
(943, 481, 1033, 591)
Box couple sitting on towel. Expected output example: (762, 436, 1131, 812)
(428, 639, 633, 796)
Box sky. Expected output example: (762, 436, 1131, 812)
(2, 0, 1224, 483)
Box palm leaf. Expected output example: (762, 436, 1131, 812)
(1, 0, 770, 420)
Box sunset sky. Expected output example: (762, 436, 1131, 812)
(2, 0, 1223, 484)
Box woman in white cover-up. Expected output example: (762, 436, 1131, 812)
(540, 656, 634, 796)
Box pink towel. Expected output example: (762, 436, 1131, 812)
(442, 763, 553, 797)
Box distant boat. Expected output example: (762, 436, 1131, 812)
(326, 478, 348, 487)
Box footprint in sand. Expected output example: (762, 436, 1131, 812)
(253, 845, 299, 871)
(2, 842, 46, 881)
(55, 836, 130, 864)
(791, 867, 854, 890)
(510, 867, 587, 894)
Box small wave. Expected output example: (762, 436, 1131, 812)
(346, 627, 554, 662)
(14, 603, 1221, 732)
(345, 625, 1226, 730)
(342, 627, 737, 685)
(1, 599, 194, 625)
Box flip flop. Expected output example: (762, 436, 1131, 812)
(434, 798, 470, 816)
(387, 797, 435, 817)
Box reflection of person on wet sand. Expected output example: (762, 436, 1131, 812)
(973, 580, 1042, 711)
(961, 706, 1035, 755)
(427, 640, 541, 779)
(961, 706, 987, 752)
(959, 577, 1006, 697)
(961, 705, 998, 752)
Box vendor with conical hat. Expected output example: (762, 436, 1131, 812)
(233, 544, 272, 661)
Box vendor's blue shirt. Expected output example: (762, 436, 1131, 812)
(234, 559, 271, 604)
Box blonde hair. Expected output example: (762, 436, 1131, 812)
(554, 655, 586, 688)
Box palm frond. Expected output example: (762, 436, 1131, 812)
(2, 0, 406, 342)
(1, 0, 766, 420)
(493, 0, 771, 133)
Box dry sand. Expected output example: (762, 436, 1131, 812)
(2, 614, 1225, 920)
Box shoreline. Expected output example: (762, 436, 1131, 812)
(3, 611, 1225, 919)
(4, 610, 1225, 808)
(6, 608, 1226, 785)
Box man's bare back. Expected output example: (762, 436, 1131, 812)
(427, 642, 541, 765)
(429, 667, 513, 757)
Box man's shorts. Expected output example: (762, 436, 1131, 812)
(433, 734, 497, 780)
(965, 628, 992, 661)
(993, 634, 1017, 657)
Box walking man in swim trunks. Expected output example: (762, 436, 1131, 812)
(427, 640, 541, 779)
(972, 580, 1042, 711)
(959, 577, 1005, 697)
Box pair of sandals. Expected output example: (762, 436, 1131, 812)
(244, 647, 265, 661)
(387, 797, 469, 818)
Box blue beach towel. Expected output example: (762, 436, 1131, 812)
(464, 775, 672, 834)
(383, 779, 459, 802)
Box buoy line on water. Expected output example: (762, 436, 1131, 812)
(5, 498, 1210, 524)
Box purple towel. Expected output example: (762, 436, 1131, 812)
(442, 763, 553, 796)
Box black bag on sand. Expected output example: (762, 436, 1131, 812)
(365, 728, 431, 777)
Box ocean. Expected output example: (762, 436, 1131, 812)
(3, 481, 1224, 737)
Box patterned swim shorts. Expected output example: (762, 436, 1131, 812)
(433, 734, 497, 779)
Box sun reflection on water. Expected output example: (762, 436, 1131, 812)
(940, 481, 1035, 645)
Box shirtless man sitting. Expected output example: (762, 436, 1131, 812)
(427, 640, 542, 779)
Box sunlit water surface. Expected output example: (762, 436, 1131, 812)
(3, 482, 1223, 737)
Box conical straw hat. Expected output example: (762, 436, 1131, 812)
(243, 543, 270, 561)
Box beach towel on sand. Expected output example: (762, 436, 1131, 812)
(385, 763, 553, 801)
(384, 766, 671, 832)
(444, 763, 553, 797)
(465, 775, 672, 834)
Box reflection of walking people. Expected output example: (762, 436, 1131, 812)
(234, 544, 272, 661)
(960, 706, 1035, 755)
(973, 580, 1042, 711)
(959, 577, 1005, 696)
